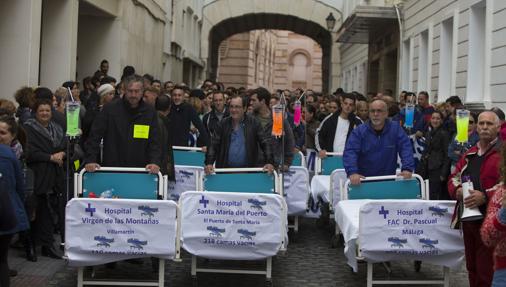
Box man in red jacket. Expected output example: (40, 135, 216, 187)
(448, 111, 501, 287)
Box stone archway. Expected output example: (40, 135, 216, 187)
(202, 0, 342, 93)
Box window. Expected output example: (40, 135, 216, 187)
(418, 30, 429, 91)
(292, 53, 308, 82)
(438, 17, 454, 101)
(402, 39, 411, 90)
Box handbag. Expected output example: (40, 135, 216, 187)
(0, 172, 18, 232)
(415, 154, 429, 179)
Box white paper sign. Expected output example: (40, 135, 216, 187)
(359, 200, 464, 268)
(283, 167, 310, 215)
(167, 165, 203, 201)
(65, 198, 178, 266)
(180, 191, 287, 260)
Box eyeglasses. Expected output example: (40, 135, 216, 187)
(469, 121, 475, 124)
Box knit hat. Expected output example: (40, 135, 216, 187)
(97, 84, 115, 97)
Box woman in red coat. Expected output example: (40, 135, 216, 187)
(481, 140, 506, 287)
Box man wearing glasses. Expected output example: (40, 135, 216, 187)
(343, 99, 415, 185)
(204, 95, 274, 174)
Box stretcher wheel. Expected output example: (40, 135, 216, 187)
(265, 279, 273, 287)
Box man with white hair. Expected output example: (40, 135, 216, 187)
(448, 110, 501, 287)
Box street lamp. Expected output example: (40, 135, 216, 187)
(326, 12, 336, 31)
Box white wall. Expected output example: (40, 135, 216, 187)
(0, 0, 42, 101)
(162, 0, 173, 82)
(40, 0, 79, 90)
(119, 1, 166, 79)
(490, 0, 506, 109)
(339, 43, 368, 94)
(77, 15, 121, 82)
(402, 0, 505, 109)
(170, 0, 204, 85)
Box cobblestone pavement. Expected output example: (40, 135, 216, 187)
(10, 218, 469, 287)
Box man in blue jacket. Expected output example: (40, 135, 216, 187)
(343, 99, 415, 185)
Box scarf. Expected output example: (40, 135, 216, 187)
(25, 118, 64, 148)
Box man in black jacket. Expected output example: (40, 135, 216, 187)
(169, 86, 209, 149)
(250, 87, 295, 168)
(154, 95, 175, 181)
(84, 75, 161, 174)
(316, 93, 361, 158)
(204, 95, 274, 174)
(202, 90, 228, 138)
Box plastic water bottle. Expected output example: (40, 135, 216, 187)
(100, 189, 113, 198)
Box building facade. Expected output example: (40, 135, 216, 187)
(0, 0, 207, 101)
(2, 0, 505, 110)
(217, 30, 323, 91)
(337, 0, 506, 110)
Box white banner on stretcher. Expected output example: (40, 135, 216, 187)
(167, 165, 203, 201)
(65, 198, 178, 266)
(359, 200, 464, 269)
(283, 167, 310, 215)
(180, 191, 287, 260)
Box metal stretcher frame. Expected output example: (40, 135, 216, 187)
(314, 152, 344, 175)
(291, 151, 307, 168)
(341, 174, 427, 201)
(72, 167, 181, 287)
(172, 165, 204, 195)
(191, 168, 284, 285)
(287, 151, 309, 233)
(314, 153, 344, 234)
(329, 168, 346, 213)
(173, 146, 205, 167)
(172, 146, 206, 198)
(202, 168, 281, 196)
(341, 175, 449, 286)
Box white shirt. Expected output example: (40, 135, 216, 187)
(333, 116, 350, 153)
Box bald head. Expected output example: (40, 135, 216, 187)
(369, 100, 388, 130)
(370, 100, 388, 111)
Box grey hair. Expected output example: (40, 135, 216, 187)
(123, 74, 144, 87)
(478, 110, 500, 125)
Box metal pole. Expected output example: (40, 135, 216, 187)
(279, 91, 286, 196)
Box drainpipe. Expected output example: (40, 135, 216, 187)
(394, 3, 403, 96)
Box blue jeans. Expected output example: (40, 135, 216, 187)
(492, 269, 506, 287)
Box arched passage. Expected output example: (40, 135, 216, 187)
(202, 1, 342, 93)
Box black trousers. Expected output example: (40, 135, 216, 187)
(0, 234, 13, 287)
(428, 169, 449, 200)
(34, 194, 58, 247)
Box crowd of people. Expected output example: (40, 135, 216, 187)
(2, 59, 506, 286)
